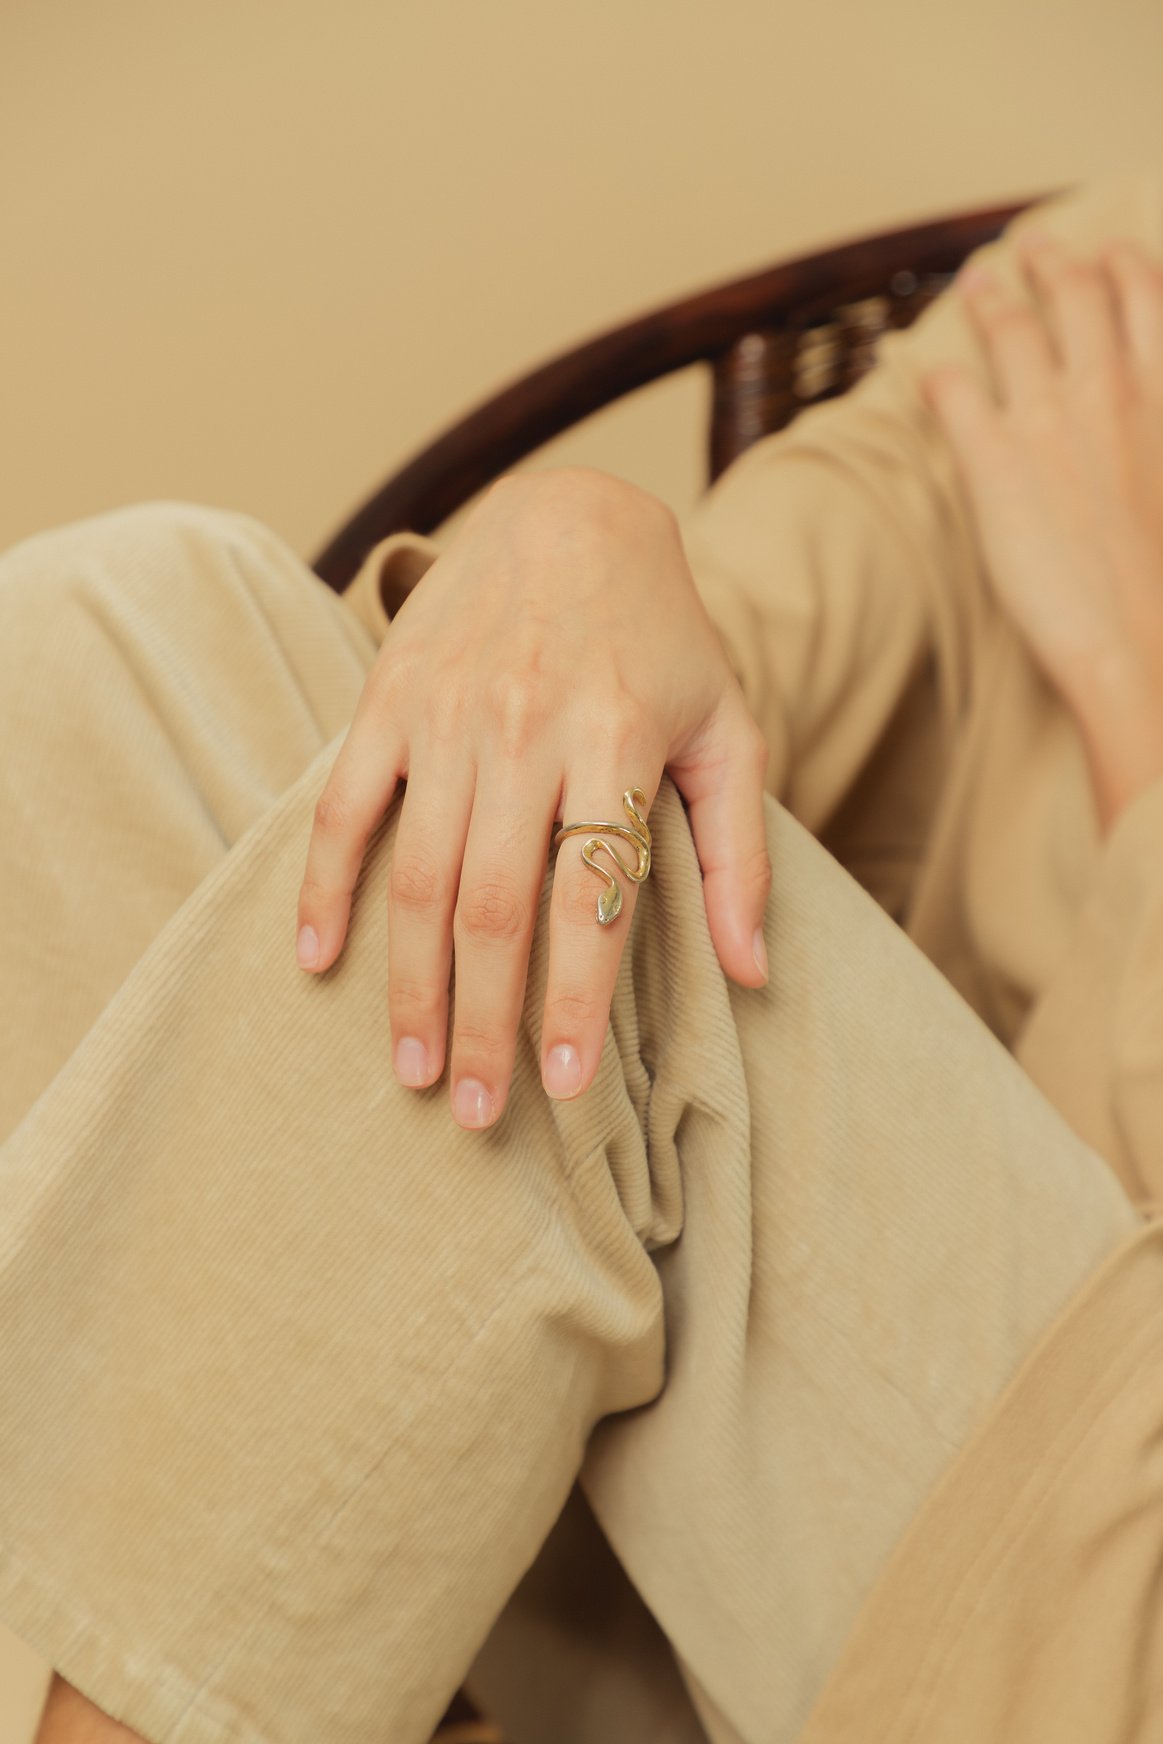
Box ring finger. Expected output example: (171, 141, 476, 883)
(541, 763, 661, 1104)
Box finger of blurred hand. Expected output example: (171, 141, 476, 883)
(1015, 228, 1124, 386)
(957, 258, 1057, 409)
(1100, 236, 1163, 379)
(444, 752, 556, 1129)
(921, 361, 1003, 483)
(542, 756, 662, 1103)
(296, 695, 406, 973)
(668, 701, 773, 989)
(386, 746, 474, 1095)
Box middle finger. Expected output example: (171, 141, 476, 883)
(447, 753, 558, 1130)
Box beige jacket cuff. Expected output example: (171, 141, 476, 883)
(338, 529, 443, 646)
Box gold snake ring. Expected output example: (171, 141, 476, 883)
(553, 786, 652, 927)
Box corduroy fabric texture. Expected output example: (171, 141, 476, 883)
(2, 164, 1163, 1744)
(0, 500, 1145, 1744)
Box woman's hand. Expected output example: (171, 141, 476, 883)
(921, 228, 1163, 831)
(295, 465, 772, 1131)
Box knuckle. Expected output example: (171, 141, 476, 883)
(390, 851, 449, 915)
(451, 1017, 511, 1064)
(557, 864, 610, 927)
(593, 689, 653, 760)
(313, 785, 356, 838)
(740, 718, 771, 772)
(548, 988, 605, 1032)
(456, 875, 528, 944)
(612, 691, 653, 745)
(297, 871, 334, 911)
(389, 974, 446, 1024)
(739, 840, 774, 899)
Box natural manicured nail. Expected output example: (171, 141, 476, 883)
(753, 925, 769, 983)
(297, 924, 319, 969)
(544, 1044, 582, 1099)
(454, 1077, 495, 1128)
(395, 1036, 430, 1087)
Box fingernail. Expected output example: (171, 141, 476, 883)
(454, 1077, 495, 1128)
(297, 924, 319, 969)
(752, 925, 769, 984)
(395, 1035, 430, 1088)
(544, 1043, 582, 1099)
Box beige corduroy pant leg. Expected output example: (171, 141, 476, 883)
(0, 503, 1141, 1744)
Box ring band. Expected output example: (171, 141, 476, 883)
(553, 786, 652, 927)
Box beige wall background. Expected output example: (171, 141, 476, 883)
(3, 0, 1163, 1734)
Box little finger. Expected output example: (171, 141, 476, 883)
(298, 711, 406, 973)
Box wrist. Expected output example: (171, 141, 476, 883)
(490, 465, 667, 523)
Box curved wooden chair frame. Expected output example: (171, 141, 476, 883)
(311, 192, 1054, 595)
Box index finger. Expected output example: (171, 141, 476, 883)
(296, 702, 405, 972)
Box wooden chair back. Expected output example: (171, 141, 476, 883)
(312, 195, 1051, 593)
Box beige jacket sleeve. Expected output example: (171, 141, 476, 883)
(683, 165, 1163, 1209)
(346, 169, 1163, 846)
(674, 166, 1163, 836)
(1012, 772, 1163, 1211)
(687, 164, 1163, 1213)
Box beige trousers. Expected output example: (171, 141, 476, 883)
(0, 502, 1141, 1744)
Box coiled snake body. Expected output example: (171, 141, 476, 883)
(552, 786, 652, 926)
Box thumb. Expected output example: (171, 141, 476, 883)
(670, 701, 773, 989)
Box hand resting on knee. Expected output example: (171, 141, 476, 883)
(294, 465, 774, 1133)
